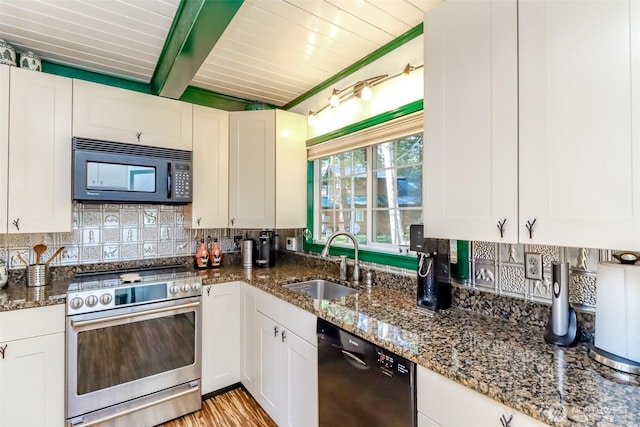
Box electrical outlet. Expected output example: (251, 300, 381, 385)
(524, 252, 543, 280)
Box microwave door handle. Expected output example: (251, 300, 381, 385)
(167, 163, 172, 199)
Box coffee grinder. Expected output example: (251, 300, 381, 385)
(410, 225, 451, 312)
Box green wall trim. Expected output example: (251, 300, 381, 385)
(303, 242, 417, 270)
(306, 160, 315, 237)
(281, 23, 423, 111)
(152, 0, 244, 98)
(180, 85, 253, 110)
(306, 99, 423, 146)
(42, 60, 152, 94)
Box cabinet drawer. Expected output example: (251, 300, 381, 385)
(0, 305, 65, 342)
(417, 366, 547, 427)
(282, 302, 316, 346)
(255, 288, 283, 323)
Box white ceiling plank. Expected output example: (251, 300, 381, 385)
(0, 16, 158, 63)
(405, 0, 443, 14)
(82, 0, 177, 27)
(5, 35, 155, 77)
(285, 0, 395, 44)
(194, 64, 310, 95)
(324, 0, 412, 37)
(196, 56, 324, 92)
(113, 0, 179, 18)
(193, 69, 300, 100)
(0, 3, 165, 52)
(366, 0, 425, 27)
(193, 79, 292, 105)
(245, 0, 380, 55)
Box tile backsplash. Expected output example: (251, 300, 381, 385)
(0, 203, 300, 269)
(468, 241, 608, 310)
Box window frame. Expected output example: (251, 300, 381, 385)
(305, 106, 425, 269)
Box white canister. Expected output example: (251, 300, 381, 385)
(19, 51, 41, 71)
(0, 260, 8, 289)
(0, 39, 16, 66)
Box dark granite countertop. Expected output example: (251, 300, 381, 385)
(1, 258, 638, 426)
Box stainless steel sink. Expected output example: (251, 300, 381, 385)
(283, 279, 357, 299)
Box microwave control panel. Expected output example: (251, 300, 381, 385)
(173, 163, 191, 199)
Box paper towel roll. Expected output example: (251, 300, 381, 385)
(595, 262, 640, 363)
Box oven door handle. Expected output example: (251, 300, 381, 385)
(74, 382, 200, 427)
(70, 301, 200, 329)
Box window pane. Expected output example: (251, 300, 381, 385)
(337, 178, 352, 208)
(373, 209, 423, 245)
(375, 168, 398, 208)
(397, 166, 422, 207)
(353, 148, 366, 170)
(398, 209, 423, 243)
(376, 142, 395, 169)
(353, 174, 367, 207)
(397, 135, 423, 166)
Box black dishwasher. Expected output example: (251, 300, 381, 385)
(317, 318, 416, 427)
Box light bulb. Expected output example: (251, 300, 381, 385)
(308, 112, 317, 126)
(329, 89, 340, 107)
(361, 84, 372, 101)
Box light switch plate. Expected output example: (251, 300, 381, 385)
(524, 252, 543, 280)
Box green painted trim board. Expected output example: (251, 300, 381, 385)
(282, 23, 423, 110)
(306, 99, 423, 146)
(152, 0, 244, 98)
(41, 60, 152, 94)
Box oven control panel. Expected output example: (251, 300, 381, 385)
(67, 277, 202, 315)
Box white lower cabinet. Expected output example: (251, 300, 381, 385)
(0, 305, 65, 427)
(240, 282, 257, 396)
(253, 289, 318, 427)
(201, 282, 240, 395)
(417, 366, 547, 427)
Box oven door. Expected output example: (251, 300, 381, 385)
(66, 296, 201, 419)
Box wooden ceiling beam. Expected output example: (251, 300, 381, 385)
(151, 0, 243, 99)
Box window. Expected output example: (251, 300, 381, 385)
(315, 132, 423, 251)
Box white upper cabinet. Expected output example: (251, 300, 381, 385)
(424, 0, 518, 243)
(519, 0, 640, 249)
(184, 105, 229, 229)
(425, 0, 640, 249)
(73, 79, 193, 151)
(229, 110, 307, 229)
(0, 65, 8, 234)
(8, 67, 72, 234)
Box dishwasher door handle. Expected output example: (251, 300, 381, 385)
(341, 349, 367, 366)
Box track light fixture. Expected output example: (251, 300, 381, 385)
(308, 63, 424, 125)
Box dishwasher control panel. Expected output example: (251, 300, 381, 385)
(376, 347, 412, 377)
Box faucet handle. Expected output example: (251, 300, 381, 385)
(339, 255, 347, 281)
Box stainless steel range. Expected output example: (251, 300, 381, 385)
(65, 265, 202, 427)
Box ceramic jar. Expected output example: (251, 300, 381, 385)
(0, 39, 17, 66)
(19, 51, 41, 71)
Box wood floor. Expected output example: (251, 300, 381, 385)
(159, 388, 277, 427)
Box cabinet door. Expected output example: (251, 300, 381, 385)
(424, 0, 518, 243)
(73, 79, 193, 150)
(281, 329, 318, 427)
(8, 67, 72, 233)
(255, 312, 282, 424)
(229, 110, 275, 228)
(417, 366, 548, 427)
(519, 0, 640, 249)
(0, 333, 65, 427)
(240, 283, 257, 395)
(0, 65, 8, 234)
(275, 110, 307, 229)
(201, 282, 240, 395)
(185, 106, 229, 229)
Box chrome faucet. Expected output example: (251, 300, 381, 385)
(321, 231, 360, 282)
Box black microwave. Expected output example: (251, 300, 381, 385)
(72, 137, 192, 204)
